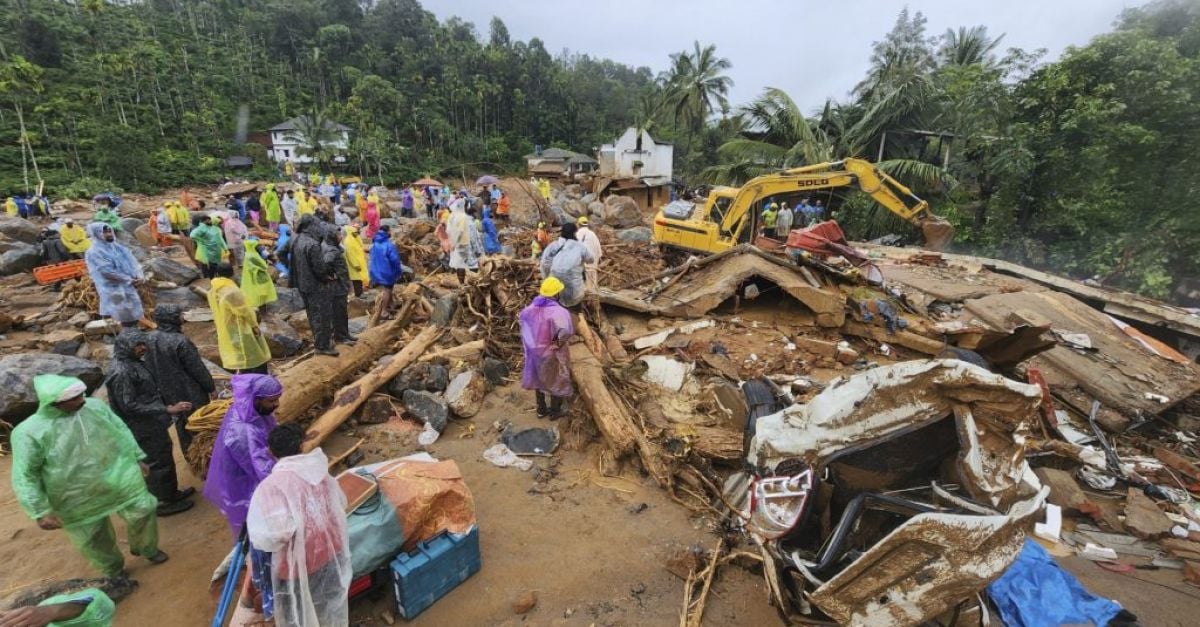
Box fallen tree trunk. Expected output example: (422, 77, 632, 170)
(418, 339, 485, 364)
(303, 325, 445, 450)
(276, 297, 417, 422)
(569, 341, 672, 487)
(575, 314, 611, 365)
(686, 426, 743, 463)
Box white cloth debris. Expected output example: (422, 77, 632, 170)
(483, 444, 533, 471)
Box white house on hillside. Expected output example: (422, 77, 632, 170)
(268, 116, 351, 163)
(597, 128, 673, 179)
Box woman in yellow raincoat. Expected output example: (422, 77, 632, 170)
(208, 263, 272, 373)
(60, 219, 91, 256)
(5, 196, 18, 216)
(296, 188, 313, 217)
(342, 225, 368, 297)
(240, 240, 277, 308)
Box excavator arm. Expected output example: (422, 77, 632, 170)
(716, 158, 954, 250)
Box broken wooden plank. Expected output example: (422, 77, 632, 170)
(418, 340, 485, 364)
(841, 320, 945, 355)
(303, 326, 445, 450)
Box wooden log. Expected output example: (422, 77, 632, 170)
(841, 320, 944, 356)
(303, 325, 445, 450)
(275, 298, 417, 422)
(575, 314, 611, 365)
(596, 310, 629, 362)
(686, 426, 743, 463)
(418, 340, 485, 364)
(569, 342, 673, 487)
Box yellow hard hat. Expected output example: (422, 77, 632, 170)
(577, 216, 589, 226)
(539, 276, 565, 298)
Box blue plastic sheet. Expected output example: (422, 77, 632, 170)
(988, 540, 1122, 627)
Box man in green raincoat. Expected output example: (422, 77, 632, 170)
(262, 183, 282, 231)
(10, 375, 169, 578)
(189, 215, 227, 279)
(0, 588, 115, 627)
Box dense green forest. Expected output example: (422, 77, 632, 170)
(2, 0, 1200, 298)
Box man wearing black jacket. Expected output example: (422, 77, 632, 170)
(290, 215, 338, 356)
(145, 304, 215, 452)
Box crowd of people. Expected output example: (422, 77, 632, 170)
(2, 172, 629, 626)
(760, 196, 825, 239)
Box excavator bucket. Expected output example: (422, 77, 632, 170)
(920, 214, 955, 251)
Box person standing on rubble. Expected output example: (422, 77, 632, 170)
(369, 225, 404, 320)
(263, 183, 282, 231)
(291, 215, 338, 356)
(519, 277, 575, 418)
(282, 190, 299, 227)
(247, 423, 352, 627)
(190, 215, 228, 279)
(482, 207, 502, 255)
(84, 222, 145, 328)
(321, 227, 357, 346)
(145, 304, 215, 453)
(209, 263, 272, 374)
(446, 198, 477, 284)
(11, 374, 171, 578)
(106, 331, 197, 516)
(539, 222, 595, 309)
(775, 202, 794, 238)
(575, 216, 602, 298)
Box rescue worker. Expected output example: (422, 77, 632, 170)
(4, 195, 17, 217)
(497, 190, 511, 224)
(204, 374, 283, 538)
(368, 225, 404, 320)
(282, 190, 299, 227)
(482, 207, 501, 255)
(106, 331, 196, 515)
(83, 223, 144, 327)
(262, 183, 282, 231)
(247, 423, 352, 627)
(519, 277, 575, 418)
(342, 225, 368, 297)
(209, 263, 272, 373)
(446, 199, 477, 284)
(146, 304, 215, 452)
(539, 222, 595, 308)
(575, 216, 602, 294)
(775, 202, 794, 238)
(761, 202, 778, 235)
(322, 228, 356, 345)
(223, 213, 249, 271)
(291, 215, 337, 356)
(94, 199, 121, 231)
(39, 228, 71, 265)
(189, 215, 228, 279)
(59, 219, 91, 257)
(241, 239, 278, 308)
(11, 375, 170, 577)
(152, 206, 174, 246)
(168, 200, 192, 233)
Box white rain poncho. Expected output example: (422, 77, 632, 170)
(446, 204, 478, 270)
(540, 238, 595, 308)
(83, 222, 145, 323)
(247, 448, 351, 627)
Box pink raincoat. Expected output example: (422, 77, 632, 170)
(518, 296, 575, 397)
(363, 203, 380, 239)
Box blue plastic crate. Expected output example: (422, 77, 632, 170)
(390, 526, 481, 619)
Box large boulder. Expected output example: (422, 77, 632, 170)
(616, 226, 653, 244)
(387, 362, 450, 397)
(580, 193, 597, 205)
(119, 217, 144, 234)
(564, 184, 583, 198)
(155, 286, 206, 309)
(264, 287, 305, 316)
(587, 201, 605, 218)
(133, 224, 156, 247)
(562, 199, 588, 219)
(0, 216, 40, 244)
(0, 353, 104, 421)
(602, 195, 642, 228)
(0, 242, 41, 275)
(145, 256, 200, 285)
(402, 389, 449, 433)
(260, 314, 305, 358)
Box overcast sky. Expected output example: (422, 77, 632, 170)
(420, 0, 1147, 113)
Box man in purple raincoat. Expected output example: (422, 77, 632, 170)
(203, 374, 284, 537)
(519, 276, 575, 419)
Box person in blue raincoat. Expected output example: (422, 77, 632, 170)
(274, 223, 292, 278)
(368, 225, 404, 319)
(481, 207, 501, 255)
(84, 223, 145, 326)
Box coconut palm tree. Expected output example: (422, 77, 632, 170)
(938, 26, 1005, 67)
(284, 109, 344, 171)
(662, 42, 733, 154)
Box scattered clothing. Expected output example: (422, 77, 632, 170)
(987, 540, 1123, 627)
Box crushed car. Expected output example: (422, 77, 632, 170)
(725, 359, 1050, 626)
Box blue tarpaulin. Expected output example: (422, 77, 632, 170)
(988, 540, 1123, 627)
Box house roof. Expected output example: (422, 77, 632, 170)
(524, 147, 592, 162)
(566, 153, 597, 165)
(270, 116, 351, 132)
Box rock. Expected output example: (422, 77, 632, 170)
(0, 242, 41, 275)
(562, 199, 588, 219)
(432, 294, 458, 327)
(445, 370, 488, 418)
(602, 195, 642, 228)
(1124, 488, 1174, 539)
(264, 287, 305, 316)
(794, 337, 838, 358)
(287, 310, 310, 334)
(38, 329, 85, 356)
(154, 286, 205, 309)
(0, 216, 40, 243)
(587, 201, 605, 217)
(836, 345, 860, 365)
(0, 353, 103, 421)
(580, 193, 597, 205)
(511, 591, 537, 615)
(133, 224, 156, 247)
(1034, 468, 1093, 514)
(260, 314, 305, 358)
(615, 226, 652, 244)
(83, 319, 122, 338)
(481, 357, 510, 386)
(349, 316, 368, 337)
(145, 257, 200, 285)
(0, 311, 13, 334)
(402, 390, 449, 432)
(348, 297, 372, 319)
(388, 363, 450, 397)
(67, 311, 92, 326)
(119, 217, 144, 233)
(358, 395, 396, 425)
(564, 184, 583, 198)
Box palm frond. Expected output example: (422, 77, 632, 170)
(877, 158, 958, 190)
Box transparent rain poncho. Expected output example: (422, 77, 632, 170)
(247, 448, 352, 627)
(83, 222, 144, 323)
(519, 296, 575, 397)
(208, 277, 272, 370)
(10, 375, 149, 526)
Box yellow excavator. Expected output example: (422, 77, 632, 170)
(652, 158, 954, 253)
